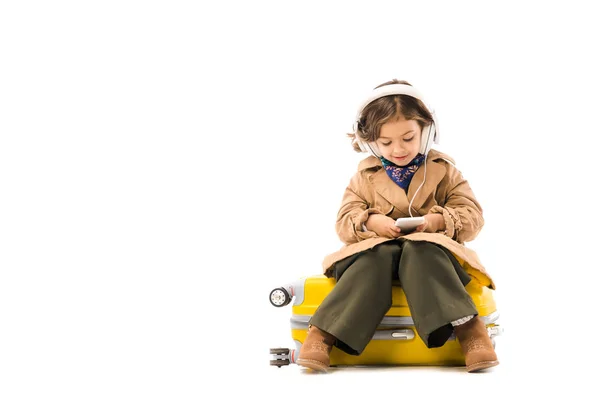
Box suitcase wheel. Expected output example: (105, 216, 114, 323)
(270, 348, 291, 355)
(270, 348, 292, 368)
(270, 359, 290, 368)
(269, 287, 291, 307)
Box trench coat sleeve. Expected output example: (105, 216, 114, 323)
(429, 164, 484, 243)
(335, 172, 383, 245)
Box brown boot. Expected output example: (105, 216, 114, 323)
(454, 317, 499, 372)
(296, 325, 335, 372)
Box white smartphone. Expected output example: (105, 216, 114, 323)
(395, 216, 425, 233)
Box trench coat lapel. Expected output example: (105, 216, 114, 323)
(367, 157, 446, 216)
(406, 159, 446, 214)
(369, 169, 411, 216)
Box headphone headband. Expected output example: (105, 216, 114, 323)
(354, 84, 431, 122)
(353, 83, 440, 157)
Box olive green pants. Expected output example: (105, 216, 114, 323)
(310, 240, 477, 355)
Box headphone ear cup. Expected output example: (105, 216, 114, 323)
(357, 137, 381, 157)
(354, 129, 381, 158)
(421, 124, 436, 154)
(367, 142, 381, 158)
(360, 140, 369, 154)
(354, 135, 366, 153)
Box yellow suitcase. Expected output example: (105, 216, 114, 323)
(269, 274, 502, 368)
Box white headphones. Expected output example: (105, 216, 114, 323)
(352, 83, 440, 157)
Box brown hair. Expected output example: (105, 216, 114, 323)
(349, 79, 433, 152)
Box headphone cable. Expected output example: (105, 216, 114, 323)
(408, 155, 426, 218)
(408, 124, 432, 217)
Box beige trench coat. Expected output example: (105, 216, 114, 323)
(322, 149, 495, 289)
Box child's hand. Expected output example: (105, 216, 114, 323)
(414, 214, 445, 233)
(365, 214, 402, 238)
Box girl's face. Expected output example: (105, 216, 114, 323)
(376, 117, 422, 166)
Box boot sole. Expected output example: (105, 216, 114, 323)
(467, 360, 499, 372)
(296, 358, 329, 372)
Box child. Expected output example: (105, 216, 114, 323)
(296, 79, 498, 373)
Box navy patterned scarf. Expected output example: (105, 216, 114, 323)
(380, 153, 426, 192)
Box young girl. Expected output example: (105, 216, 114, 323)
(296, 79, 498, 373)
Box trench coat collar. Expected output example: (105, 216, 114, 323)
(358, 150, 454, 216)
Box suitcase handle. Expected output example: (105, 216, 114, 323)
(372, 329, 415, 341)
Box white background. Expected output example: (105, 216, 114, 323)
(1, 1, 599, 399)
